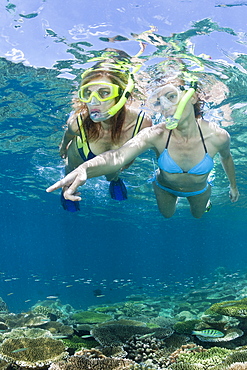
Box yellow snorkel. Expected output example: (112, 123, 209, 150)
(165, 81, 197, 129)
(107, 64, 142, 117)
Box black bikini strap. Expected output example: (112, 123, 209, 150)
(197, 123, 207, 153)
(165, 130, 172, 149)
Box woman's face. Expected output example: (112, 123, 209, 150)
(148, 84, 185, 118)
(80, 76, 120, 122)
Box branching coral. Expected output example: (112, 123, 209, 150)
(224, 350, 247, 367)
(123, 335, 165, 363)
(167, 343, 206, 366)
(48, 355, 136, 370)
(0, 337, 67, 368)
(226, 363, 247, 370)
(174, 346, 232, 368)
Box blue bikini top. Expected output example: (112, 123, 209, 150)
(158, 124, 214, 175)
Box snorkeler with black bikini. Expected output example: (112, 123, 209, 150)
(59, 53, 152, 212)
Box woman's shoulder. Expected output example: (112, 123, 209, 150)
(125, 107, 152, 128)
(201, 119, 230, 146)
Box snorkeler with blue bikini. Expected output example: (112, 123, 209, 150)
(48, 67, 239, 218)
(59, 53, 152, 212)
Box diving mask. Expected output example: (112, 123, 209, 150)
(147, 85, 182, 114)
(148, 82, 197, 129)
(78, 82, 120, 103)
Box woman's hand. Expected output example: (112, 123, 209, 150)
(46, 166, 88, 201)
(229, 186, 239, 203)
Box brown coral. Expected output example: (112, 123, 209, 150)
(167, 343, 206, 366)
(74, 348, 106, 359)
(49, 355, 136, 370)
(0, 337, 67, 368)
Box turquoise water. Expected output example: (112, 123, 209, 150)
(1, 0, 247, 315)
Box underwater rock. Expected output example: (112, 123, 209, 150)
(0, 337, 68, 368)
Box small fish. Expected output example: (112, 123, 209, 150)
(192, 329, 224, 338)
(46, 296, 58, 299)
(12, 348, 28, 353)
(138, 332, 156, 339)
(52, 335, 68, 339)
(66, 285, 73, 288)
(7, 293, 14, 296)
(80, 335, 93, 339)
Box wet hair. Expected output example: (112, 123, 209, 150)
(148, 60, 205, 118)
(72, 57, 131, 144)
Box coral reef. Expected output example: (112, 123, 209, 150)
(91, 321, 173, 347)
(41, 321, 74, 338)
(0, 337, 68, 368)
(167, 343, 206, 366)
(174, 320, 200, 335)
(91, 324, 153, 346)
(62, 335, 98, 351)
(0, 299, 8, 314)
(123, 335, 166, 364)
(72, 311, 112, 324)
(48, 355, 136, 370)
(226, 363, 247, 370)
(224, 350, 247, 366)
(208, 298, 247, 319)
(175, 346, 232, 367)
(1, 327, 53, 341)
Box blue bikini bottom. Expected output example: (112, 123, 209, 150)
(154, 178, 209, 198)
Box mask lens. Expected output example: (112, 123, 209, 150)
(78, 82, 119, 103)
(147, 85, 180, 113)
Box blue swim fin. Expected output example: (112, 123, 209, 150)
(60, 192, 80, 212)
(109, 178, 127, 201)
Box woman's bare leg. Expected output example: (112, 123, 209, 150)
(187, 185, 211, 218)
(153, 181, 178, 218)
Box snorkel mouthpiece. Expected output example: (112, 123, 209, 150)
(166, 82, 197, 130)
